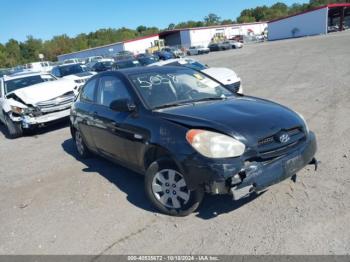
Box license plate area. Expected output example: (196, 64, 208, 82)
(284, 154, 303, 175)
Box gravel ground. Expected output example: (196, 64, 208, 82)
(0, 31, 349, 255)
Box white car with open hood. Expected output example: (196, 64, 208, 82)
(0, 72, 77, 138)
(148, 58, 243, 94)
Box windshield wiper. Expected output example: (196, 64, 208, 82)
(191, 96, 227, 103)
(153, 101, 194, 110)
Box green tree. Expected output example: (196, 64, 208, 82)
(221, 19, 235, 25)
(5, 39, 21, 67)
(204, 13, 221, 25)
(136, 25, 147, 34)
(168, 23, 176, 30)
(20, 36, 43, 63)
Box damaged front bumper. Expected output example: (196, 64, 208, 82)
(9, 109, 71, 129)
(180, 132, 317, 200)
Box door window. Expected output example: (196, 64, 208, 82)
(81, 78, 97, 102)
(97, 76, 131, 107)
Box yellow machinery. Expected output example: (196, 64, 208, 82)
(147, 39, 165, 53)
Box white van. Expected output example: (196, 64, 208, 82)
(23, 61, 53, 73)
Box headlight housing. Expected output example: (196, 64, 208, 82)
(186, 129, 245, 158)
(296, 112, 309, 134)
(10, 105, 25, 115)
(10, 105, 33, 115)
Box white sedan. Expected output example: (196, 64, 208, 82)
(148, 58, 243, 94)
(187, 46, 210, 56)
(0, 72, 77, 138)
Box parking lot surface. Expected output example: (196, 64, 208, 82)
(1, 31, 350, 255)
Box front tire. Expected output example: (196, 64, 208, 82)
(74, 129, 91, 158)
(145, 159, 204, 216)
(4, 114, 23, 139)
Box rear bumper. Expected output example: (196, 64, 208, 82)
(180, 132, 317, 197)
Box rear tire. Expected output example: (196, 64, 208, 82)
(73, 129, 91, 158)
(145, 159, 204, 216)
(4, 114, 23, 139)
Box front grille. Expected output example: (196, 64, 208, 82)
(36, 91, 75, 113)
(257, 127, 305, 159)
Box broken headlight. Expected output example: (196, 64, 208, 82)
(186, 129, 245, 158)
(10, 105, 35, 115)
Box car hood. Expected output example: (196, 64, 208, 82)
(8, 79, 76, 105)
(156, 96, 303, 146)
(202, 67, 240, 85)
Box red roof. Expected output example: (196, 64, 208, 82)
(123, 34, 159, 43)
(269, 3, 350, 23)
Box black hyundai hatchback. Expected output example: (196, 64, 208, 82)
(70, 66, 317, 216)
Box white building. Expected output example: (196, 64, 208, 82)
(160, 22, 268, 48)
(268, 3, 350, 41)
(57, 34, 159, 61)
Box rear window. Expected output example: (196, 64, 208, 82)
(115, 60, 140, 69)
(59, 64, 84, 77)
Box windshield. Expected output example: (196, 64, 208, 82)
(129, 68, 233, 109)
(59, 64, 84, 76)
(4, 74, 56, 94)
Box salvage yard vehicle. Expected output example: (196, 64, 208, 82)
(224, 40, 243, 49)
(114, 51, 134, 61)
(51, 64, 96, 90)
(153, 51, 175, 60)
(112, 58, 142, 70)
(0, 72, 77, 138)
(208, 42, 232, 51)
(187, 46, 210, 56)
(70, 66, 317, 216)
(136, 54, 159, 66)
(149, 58, 243, 94)
(162, 47, 184, 58)
(23, 61, 53, 73)
(85, 56, 103, 64)
(87, 59, 114, 72)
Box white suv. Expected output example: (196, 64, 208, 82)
(0, 72, 77, 138)
(51, 64, 96, 91)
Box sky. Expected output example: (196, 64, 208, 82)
(0, 0, 308, 44)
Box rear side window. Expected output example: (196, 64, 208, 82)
(81, 78, 97, 102)
(96, 76, 131, 107)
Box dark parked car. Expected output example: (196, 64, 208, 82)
(113, 59, 142, 70)
(137, 54, 159, 66)
(208, 42, 232, 51)
(153, 51, 175, 60)
(90, 61, 114, 72)
(114, 51, 134, 61)
(70, 66, 317, 216)
(161, 47, 184, 58)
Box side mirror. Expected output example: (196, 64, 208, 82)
(110, 99, 136, 112)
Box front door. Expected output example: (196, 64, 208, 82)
(90, 75, 134, 164)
